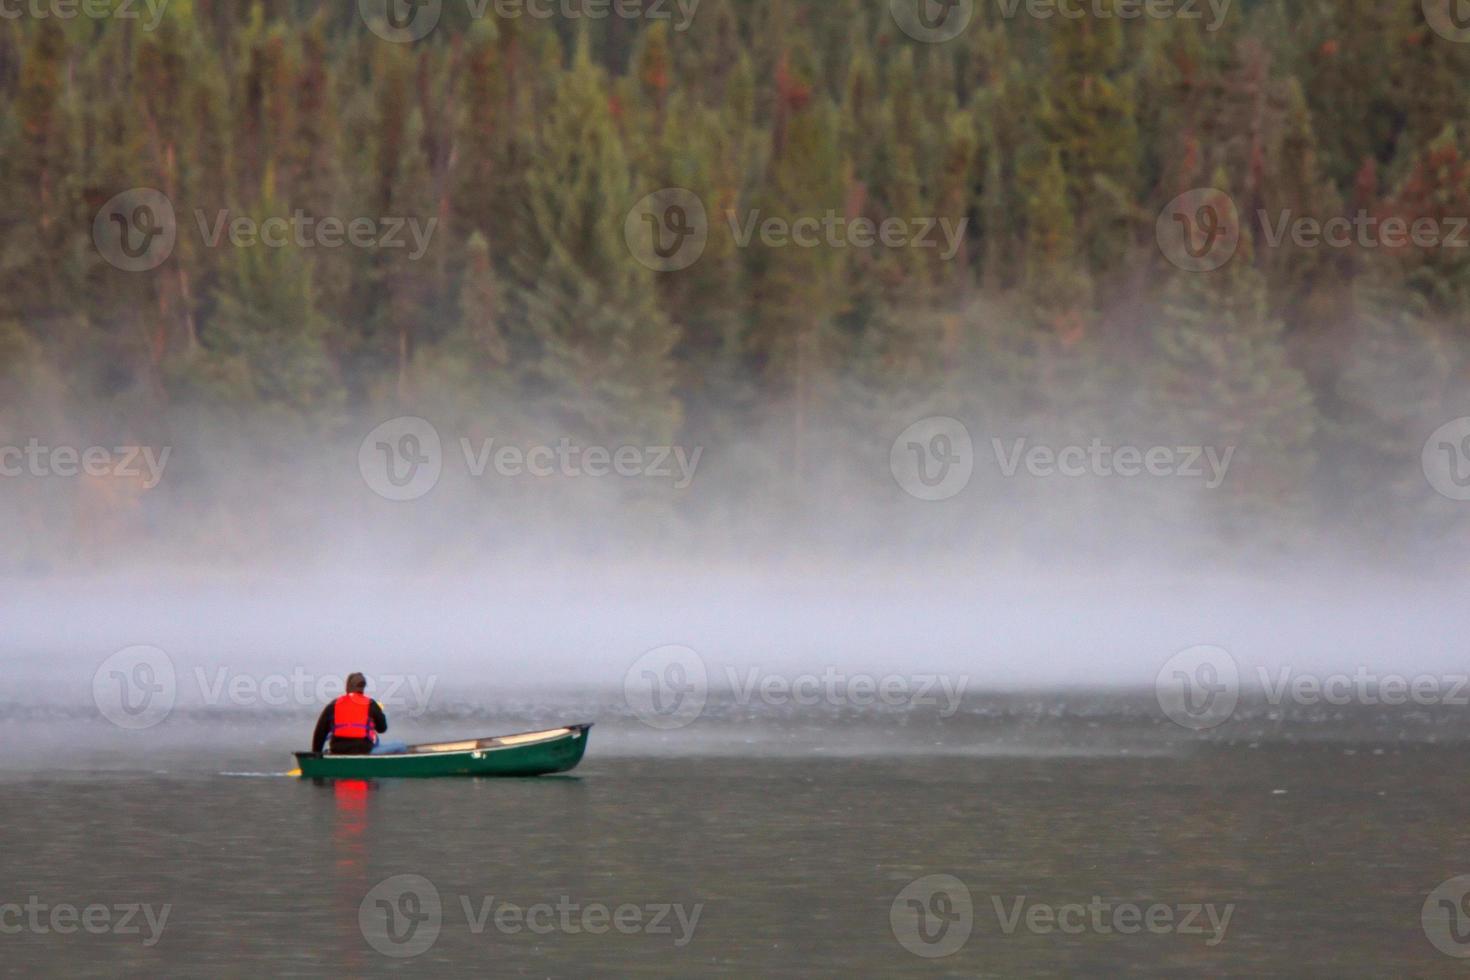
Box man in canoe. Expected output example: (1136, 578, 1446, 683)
(310, 673, 407, 755)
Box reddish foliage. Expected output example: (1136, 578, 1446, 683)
(1177, 133, 1202, 193)
(1053, 310, 1087, 348)
(1353, 157, 1379, 212)
(775, 55, 811, 113)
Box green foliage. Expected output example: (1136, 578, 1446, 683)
(0, 4, 1468, 555)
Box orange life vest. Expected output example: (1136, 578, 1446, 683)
(331, 693, 377, 743)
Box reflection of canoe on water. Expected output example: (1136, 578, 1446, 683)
(294, 724, 592, 779)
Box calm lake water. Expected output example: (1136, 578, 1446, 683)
(2, 701, 1469, 977)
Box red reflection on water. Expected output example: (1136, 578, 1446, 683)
(334, 780, 372, 862)
(331, 779, 374, 969)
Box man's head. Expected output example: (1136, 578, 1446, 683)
(346, 672, 368, 694)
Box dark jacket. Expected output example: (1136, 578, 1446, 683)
(312, 696, 389, 755)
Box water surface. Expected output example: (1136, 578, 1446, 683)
(1, 713, 1464, 976)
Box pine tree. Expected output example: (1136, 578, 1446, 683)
(1383, 125, 1470, 334)
(1323, 288, 1455, 546)
(1037, 0, 1140, 280)
(1022, 147, 1092, 348)
(745, 41, 843, 473)
(3, 20, 73, 320)
(456, 230, 509, 370)
(1148, 170, 1318, 536)
(187, 185, 342, 418)
(513, 34, 678, 444)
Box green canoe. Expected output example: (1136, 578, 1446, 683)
(294, 723, 592, 779)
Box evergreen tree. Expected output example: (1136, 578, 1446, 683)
(745, 41, 843, 472)
(1148, 171, 1318, 536)
(514, 34, 678, 443)
(1037, 0, 1140, 280)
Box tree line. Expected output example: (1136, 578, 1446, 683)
(1, 0, 1467, 565)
